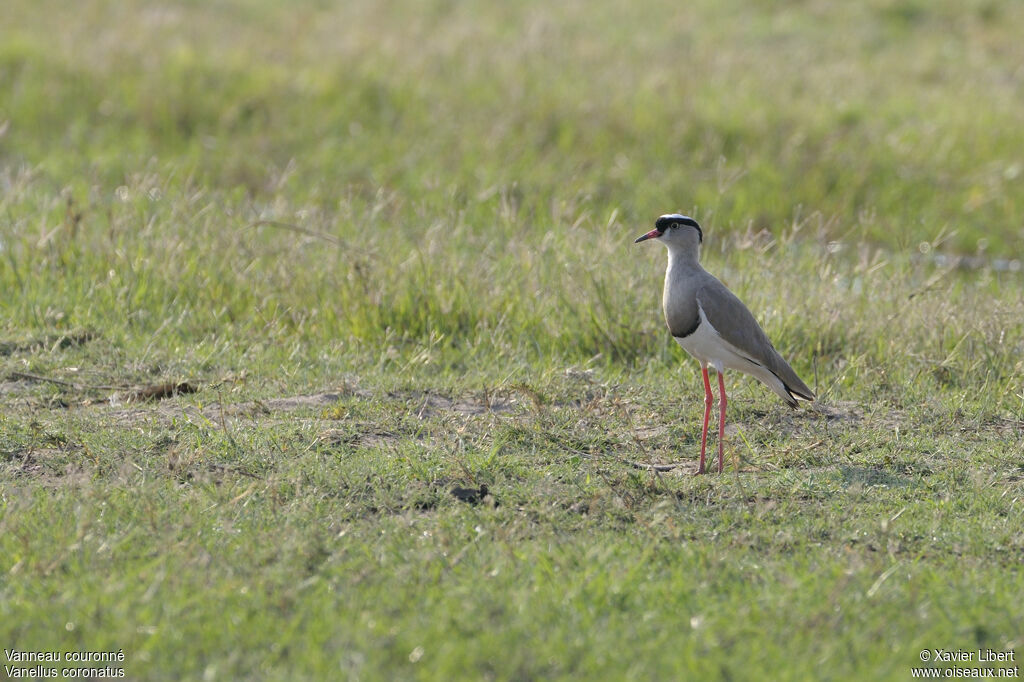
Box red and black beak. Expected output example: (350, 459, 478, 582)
(633, 228, 662, 243)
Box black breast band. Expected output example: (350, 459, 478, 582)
(670, 316, 701, 339)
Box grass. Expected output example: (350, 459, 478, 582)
(2, 0, 1023, 679)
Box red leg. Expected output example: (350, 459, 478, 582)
(717, 370, 727, 473)
(698, 367, 713, 475)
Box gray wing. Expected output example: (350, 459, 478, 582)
(696, 280, 814, 401)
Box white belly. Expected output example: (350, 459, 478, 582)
(673, 307, 748, 370)
(675, 324, 747, 372)
(674, 306, 790, 401)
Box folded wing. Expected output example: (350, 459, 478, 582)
(696, 281, 815, 403)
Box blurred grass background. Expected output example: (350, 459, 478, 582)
(5, 0, 1024, 244)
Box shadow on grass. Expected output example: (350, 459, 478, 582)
(837, 465, 916, 488)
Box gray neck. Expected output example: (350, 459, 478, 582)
(665, 242, 701, 271)
(662, 243, 704, 338)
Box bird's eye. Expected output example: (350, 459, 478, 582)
(671, 222, 679, 229)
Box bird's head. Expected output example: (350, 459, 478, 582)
(634, 214, 703, 251)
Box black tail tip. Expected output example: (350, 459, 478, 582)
(784, 387, 814, 408)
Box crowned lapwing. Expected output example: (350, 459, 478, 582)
(635, 214, 814, 474)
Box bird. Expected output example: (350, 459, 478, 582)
(634, 214, 814, 474)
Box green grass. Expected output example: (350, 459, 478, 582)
(2, 0, 1023, 679)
